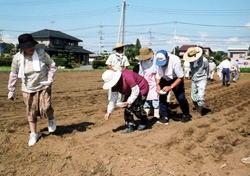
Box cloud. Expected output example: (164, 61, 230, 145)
(198, 32, 208, 39)
(225, 37, 239, 43)
(245, 22, 250, 28)
(1, 34, 17, 44)
(174, 35, 191, 44)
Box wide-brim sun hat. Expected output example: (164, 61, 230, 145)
(137, 47, 154, 61)
(18, 33, 38, 49)
(113, 43, 125, 50)
(102, 70, 122, 90)
(183, 47, 203, 63)
(155, 50, 169, 66)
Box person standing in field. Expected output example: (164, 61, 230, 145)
(183, 47, 209, 115)
(137, 47, 160, 119)
(7, 33, 57, 146)
(208, 59, 216, 80)
(231, 59, 240, 82)
(105, 43, 130, 71)
(105, 43, 130, 103)
(218, 56, 232, 86)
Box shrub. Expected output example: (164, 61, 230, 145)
(240, 67, 250, 73)
(52, 56, 67, 67)
(92, 60, 106, 69)
(0, 54, 12, 66)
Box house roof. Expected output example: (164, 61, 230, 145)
(44, 45, 93, 54)
(31, 29, 82, 42)
(66, 46, 93, 54)
(179, 45, 212, 52)
(179, 45, 197, 52)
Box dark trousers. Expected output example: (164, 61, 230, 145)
(159, 78, 190, 118)
(124, 95, 148, 126)
(222, 68, 230, 85)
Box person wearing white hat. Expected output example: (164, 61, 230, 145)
(102, 69, 149, 133)
(155, 50, 191, 124)
(183, 47, 209, 115)
(105, 43, 130, 71)
(137, 47, 159, 119)
(105, 43, 130, 105)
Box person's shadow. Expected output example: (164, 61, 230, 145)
(112, 117, 158, 133)
(40, 121, 95, 137)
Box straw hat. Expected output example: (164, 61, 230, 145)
(183, 47, 203, 63)
(137, 47, 154, 61)
(113, 43, 125, 50)
(102, 70, 122, 90)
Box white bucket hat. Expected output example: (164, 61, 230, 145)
(113, 43, 125, 50)
(183, 47, 203, 63)
(102, 70, 122, 90)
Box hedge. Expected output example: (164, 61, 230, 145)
(0, 55, 12, 66)
(92, 60, 106, 69)
(240, 67, 250, 73)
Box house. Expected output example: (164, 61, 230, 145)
(31, 29, 93, 65)
(228, 47, 250, 68)
(179, 45, 213, 58)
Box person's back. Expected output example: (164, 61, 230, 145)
(113, 69, 149, 96)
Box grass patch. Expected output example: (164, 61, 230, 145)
(240, 67, 250, 73)
(0, 66, 11, 72)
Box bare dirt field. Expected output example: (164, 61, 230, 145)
(0, 71, 249, 176)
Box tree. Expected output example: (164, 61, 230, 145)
(172, 46, 180, 56)
(2, 43, 15, 54)
(125, 39, 142, 62)
(211, 51, 227, 65)
(135, 38, 141, 50)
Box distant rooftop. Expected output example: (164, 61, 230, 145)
(31, 29, 82, 42)
(228, 47, 248, 51)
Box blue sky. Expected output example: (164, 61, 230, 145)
(0, 0, 250, 53)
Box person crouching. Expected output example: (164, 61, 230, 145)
(102, 69, 149, 133)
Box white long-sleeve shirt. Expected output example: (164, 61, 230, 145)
(107, 85, 140, 113)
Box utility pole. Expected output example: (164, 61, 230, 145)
(117, 0, 126, 44)
(98, 25, 103, 55)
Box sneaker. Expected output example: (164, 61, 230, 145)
(48, 119, 56, 133)
(157, 117, 169, 125)
(181, 114, 192, 123)
(28, 132, 41, 146)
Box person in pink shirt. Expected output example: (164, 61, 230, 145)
(102, 69, 149, 133)
(137, 47, 159, 119)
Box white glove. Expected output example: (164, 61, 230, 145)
(8, 91, 15, 100)
(40, 80, 52, 86)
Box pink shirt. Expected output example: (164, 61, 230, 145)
(139, 63, 158, 100)
(112, 69, 149, 96)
